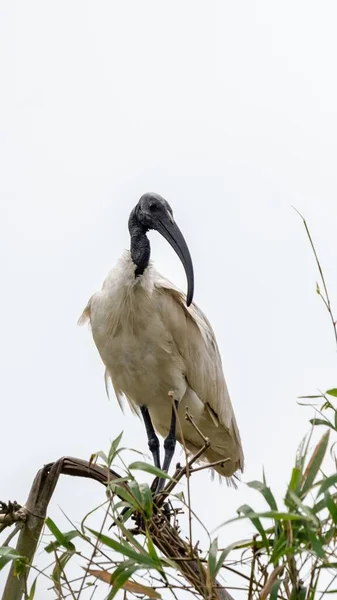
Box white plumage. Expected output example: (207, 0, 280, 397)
(79, 249, 244, 482)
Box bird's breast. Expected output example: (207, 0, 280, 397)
(90, 279, 186, 407)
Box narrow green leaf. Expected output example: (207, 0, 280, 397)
(107, 431, 123, 466)
(140, 483, 153, 519)
(326, 389, 337, 398)
(90, 450, 109, 465)
(298, 395, 323, 399)
(301, 431, 330, 497)
(128, 480, 144, 506)
(237, 505, 269, 551)
(287, 467, 302, 498)
(45, 530, 79, 553)
(45, 518, 75, 551)
(270, 535, 289, 564)
(298, 585, 307, 600)
(107, 565, 138, 600)
(325, 491, 337, 524)
(247, 480, 278, 510)
(109, 559, 134, 583)
(310, 418, 334, 429)
(0, 547, 24, 570)
(270, 579, 283, 600)
(207, 538, 218, 583)
(146, 532, 163, 572)
(108, 482, 141, 509)
(317, 474, 337, 496)
(52, 551, 73, 592)
(305, 526, 325, 558)
(287, 490, 319, 525)
(216, 510, 314, 532)
(314, 491, 337, 514)
(213, 540, 248, 579)
(28, 576, 37, 600)
(129, 461, 171, 479)
(87, 528, 161, 569)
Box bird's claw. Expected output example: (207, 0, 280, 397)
(0, 500, 21, 515)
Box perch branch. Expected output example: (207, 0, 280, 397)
(1, 456, 234, 600)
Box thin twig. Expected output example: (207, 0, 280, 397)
(190, 458, 230, 474)
(76, 501, 111, 599)
(294, 207, 337, 348)
(2, 523, 23, 546)
(169, 395, 193, 552)
(185, 408, 210, 445)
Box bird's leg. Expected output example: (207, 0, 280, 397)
(141, 406, 161, 469)
(156, 399, 179, 494)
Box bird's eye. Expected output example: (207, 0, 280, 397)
(149, 202, 156, 211)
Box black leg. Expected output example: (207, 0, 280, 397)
(141, 406, 161, 469)
(156, 400, 179, 493)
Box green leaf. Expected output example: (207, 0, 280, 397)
(298, 585, 307, 600)
(45, 518, 75, 551)
(107, 431, 123, 466)
(236, 504, 269, 551)
(325, 491, 337, 525)
(107, 565, 138, 600)
(216, 510, 314, 533)
(52, 551, 73, 592)
(45, 530, 79, 553)
(300, 431, 330, 497)
(207, 538, 218, 583)
(287, 467, 302, 497)
(128, 480, 144, 507)
(146, 532, 163, 573)
(87, 528, 162, 569)
(247, 480, 278, 510)
(108, 482, 141, 509)
(298, 395, 323, 399)
(270, 535, 289, 564)
(326, 389, 337, 398)
(28, 576, 37, 600)
(270, 579, 283, 600)
(0, 547, 24, 570)
(287, 490, 319, 525)
(212, 540, 248, 580)
(90, 450, 109, 465)
(318, 473, 337, 496)
(310, 418, 334, 429)
(140, 483, 153, 518)
(305, 525, 325, 558)
(313, 491, 337, 514)
(128, 462, 171, 480)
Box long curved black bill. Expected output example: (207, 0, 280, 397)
(155, 216, 194, 306)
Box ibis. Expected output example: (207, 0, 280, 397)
(79, 193, 244, 490)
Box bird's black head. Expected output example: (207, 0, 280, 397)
(134, 192, 174, 230)
(128, 192, 194, 306)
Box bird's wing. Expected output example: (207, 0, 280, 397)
(155, 275, 243, 463)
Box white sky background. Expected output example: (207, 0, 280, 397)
(1, 1, 337, 598)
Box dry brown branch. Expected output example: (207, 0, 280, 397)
(259, 566, 284, 600)
(1, 456, 234, 600)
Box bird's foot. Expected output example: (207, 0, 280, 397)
(0, 500, 21, 515)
